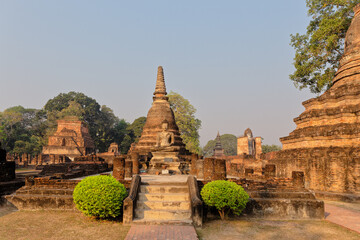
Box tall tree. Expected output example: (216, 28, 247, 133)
(0, 106, 46, 154)
(126, 117, 147, 143)
(290, 0, 359, 93)
(203, 134, 237, 157)
(168, 91, 202, 154)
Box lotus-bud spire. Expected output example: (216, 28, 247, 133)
(153, 66, 167, 99)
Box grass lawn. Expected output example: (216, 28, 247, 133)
(1, 209, 359, 240)
(196, 219, 360, 240)
(0, 210, 130, 240)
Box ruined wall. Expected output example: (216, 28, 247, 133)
(269, 147, 360, 194)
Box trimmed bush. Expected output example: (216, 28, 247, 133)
(200, 180, 249, 220)
(73, 175, 128, 219)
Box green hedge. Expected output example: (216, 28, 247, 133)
(73, 175, 128, 219)
(201, 180, 249, 220)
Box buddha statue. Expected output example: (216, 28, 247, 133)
(156, 120, 175, 148)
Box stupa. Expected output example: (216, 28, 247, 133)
(276, 4, 360, 194)
(281, 4, 360, 150)
(213, 132, 225, 158)
(133, 66, 188, 173)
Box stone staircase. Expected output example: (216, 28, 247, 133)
(133, 181, 192, 225)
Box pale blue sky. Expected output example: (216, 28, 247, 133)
(0, 0, 315, 146)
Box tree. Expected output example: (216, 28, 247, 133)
(262, 144, 282, 154)
(126, 117, 146, 143)
(203, 134, 237, 157)
(0, 106, 47, 154)
(290, 0, 359, 93)
(168, 91, 202, 154)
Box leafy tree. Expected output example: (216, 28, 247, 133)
(203, 134, 237, 157)
(120, 134, 133, 154)
(262, 144, 282, 154)
(290, 0, 359, 93)
(126, 117, 146, 143)
(168, 91, 201, 154)
(0, 106, 46, 154)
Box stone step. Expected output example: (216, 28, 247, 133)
(138, 193, 189, 202)
(135, 209, 191, 221)
(141, 181, 187, 186)
(16, 188, 73, 196)
(132, 219, 193, 226)
(137, 200, 190, 211)
(140, 185, 189, 194)
(5, 194, 75, 210)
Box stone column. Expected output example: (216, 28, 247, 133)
(125, 159, 133, 179)
(113, 156, 125, 180)
(131, 152, 140, 175)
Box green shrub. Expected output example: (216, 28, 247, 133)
(73, 175, 128, 219)
(200, 180, 249, 220)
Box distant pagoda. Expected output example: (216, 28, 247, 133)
(213, 132, 225, 158)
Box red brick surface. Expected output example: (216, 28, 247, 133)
(325, 203, 360, 233)
(125, 225, 198, 240)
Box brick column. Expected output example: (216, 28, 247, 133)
(39, 154, 43, 165)
(131, 152, 139, 175)
(50, 155, 55, 164)
(196, 159, 204, 179)
(125, 159, 133, 179)
(190, 154, 198, 176)
(113, 156, 125, 180)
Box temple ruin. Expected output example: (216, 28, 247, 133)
(268, 5, 360, 195)
(237, 128, 262, 158)
(42, 116, 95, 161)
(131, 66, 190, 174)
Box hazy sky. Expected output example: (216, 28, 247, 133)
(0, 1, 315, 146)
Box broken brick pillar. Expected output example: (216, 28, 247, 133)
(113, 156, 126, 180)
(38, 154, 43, 165)
(190, 154, 198, 176)
(125, 159, 133, 178)
(131, 152, 139, 175)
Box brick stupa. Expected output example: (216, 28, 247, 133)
(134, 66, 186, 155)
(274, 5, 360, 194)
(281, 4, 360, 150)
